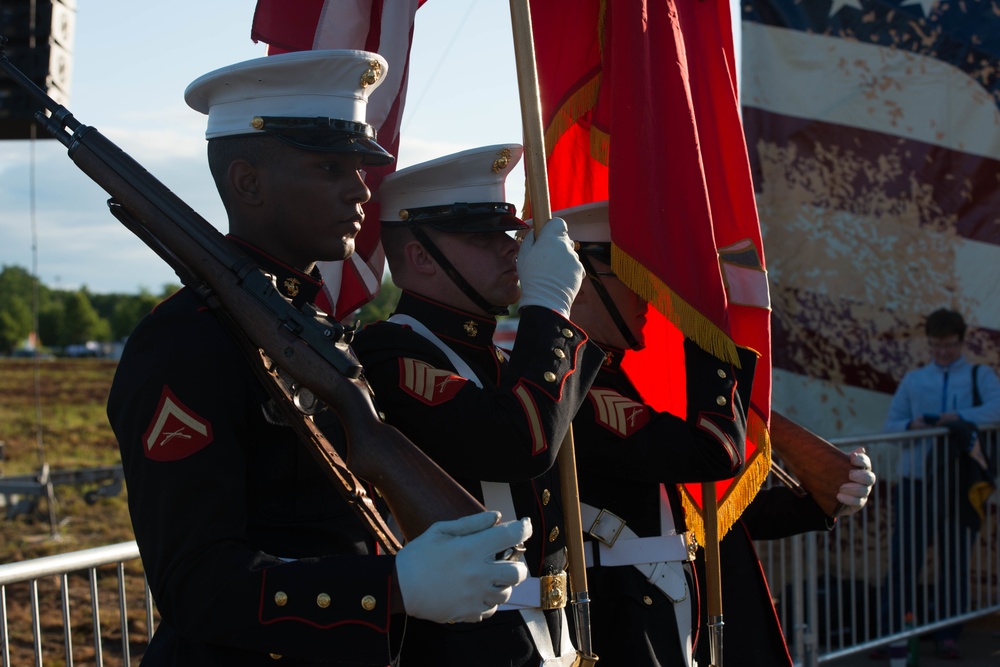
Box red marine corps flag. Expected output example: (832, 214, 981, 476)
(250, 0, 424, 320)
(528, 0, 772, 546)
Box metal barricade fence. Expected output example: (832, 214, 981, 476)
(0, 541, 153, 667)
(759, 424, 1000, 666)
(1, 427, 997, 666)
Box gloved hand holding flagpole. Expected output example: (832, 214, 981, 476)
(508, 0, 599, 664)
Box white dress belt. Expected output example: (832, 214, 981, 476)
(581, 490, 695, 667)
(580, 519, 692, 568)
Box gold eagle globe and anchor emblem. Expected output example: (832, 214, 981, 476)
(360, 60, 383, 88)
(283, 277, 301, 297)
(491, 147, 512, 173)
(463, 320, 479, 338)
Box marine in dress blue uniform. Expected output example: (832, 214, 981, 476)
(108, 51, 531, 666)
(561, 201, 757, 666)
(352, 146, 605, 666)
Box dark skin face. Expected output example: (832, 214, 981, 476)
(227, 142, 371, 273)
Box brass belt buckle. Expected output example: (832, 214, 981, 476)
(588, 508, 626, 547)
(540, 572, 567, 610)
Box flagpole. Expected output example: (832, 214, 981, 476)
(508, 1, 597, 664)
(703, 481, 724, 666)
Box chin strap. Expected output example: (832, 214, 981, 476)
(408, 223, 509, 316)
(579, 253, 641, 350)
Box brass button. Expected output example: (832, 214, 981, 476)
(561, 328, 574, 338)
(717, 368, 727, 378)
(716, 396, 727, 406)
(496, 348, 505, 362)
(544, 371, 557, 382)
(643, 595, 653, 606)
(273, 591, 288, 607)
(541, 489, 551, 505)
(553, 349, 566, 359)
(316, 593, 331, 608)
(549, 526, 560, 542)
(251, 116, 265, 130)
(269, 653, 283, 660)
(361, 595, 377, 611)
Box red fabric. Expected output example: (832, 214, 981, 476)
(530, 0, 772, 533)
(527, 0, 606, 215)
(250, 0, 326, 52)
(250, 0, 423, 320)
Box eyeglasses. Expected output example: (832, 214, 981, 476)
(928, 340, 962, 350)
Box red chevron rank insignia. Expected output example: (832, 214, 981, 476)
(589, 388, 651, 437)
(399, 358, 468, 405)
(142, 386, 214, 461)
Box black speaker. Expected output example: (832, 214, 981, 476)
(0, 0, 75, 140)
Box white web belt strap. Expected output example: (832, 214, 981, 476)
(581, 485, 693, 667)
(387, 315, 573, 664)
(387, 314, 484, 387)
(482, 481, 575, 665)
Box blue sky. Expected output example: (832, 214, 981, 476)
(0, 0, 526, 294)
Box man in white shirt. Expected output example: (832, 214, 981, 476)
(880, 308, 1000, 659)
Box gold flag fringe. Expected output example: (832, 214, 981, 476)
(611, 245, 769, 544)
(590, 125, 610, 167)
(524, 75, 603, 217)
(680, 411, 772, 548)
(611, 245, 741, 367)
(542, 74, 602, 158)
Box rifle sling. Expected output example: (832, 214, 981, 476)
(106, 201, 402, 552)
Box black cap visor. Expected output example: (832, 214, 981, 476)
(576, 241, 612, 266)
(383, 202, 529, 233)
(258, 116, 395, 166)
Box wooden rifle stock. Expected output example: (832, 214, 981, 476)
(0, 43, 483, 542)
(769, 411, 853, 517)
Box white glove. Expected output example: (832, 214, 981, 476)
(396, 511, 531, 624)
(516, 217, 585, 318)
(835, 447, 876, 517)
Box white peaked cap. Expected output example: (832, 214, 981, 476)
(377, 144, 527, 231)
(183, 49, 392, 164)
(548, 200, 611, 243)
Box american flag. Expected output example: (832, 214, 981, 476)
(742, 0, 1000, 436)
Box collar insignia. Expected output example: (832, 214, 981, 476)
(463, 320, 479, 337)
(283, 277, 301, 297)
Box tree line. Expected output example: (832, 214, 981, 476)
(0, 265, 179, 354)
(0, 264, 404, 355)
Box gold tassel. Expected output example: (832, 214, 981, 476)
(543, 74, 602, 157)
(681, 412, 772, 547)
(590, 125, 610, 167)
(611, 245, 741, 366)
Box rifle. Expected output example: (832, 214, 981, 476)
(0, 37, 484, 547)
(769, 411, 853, 518)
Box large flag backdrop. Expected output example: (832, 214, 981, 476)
(742, 0, 1000, 437)
(251, 0, 423, 321)
(529, 0, 773, 544)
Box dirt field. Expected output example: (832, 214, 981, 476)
(1, 358, 150, 666)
